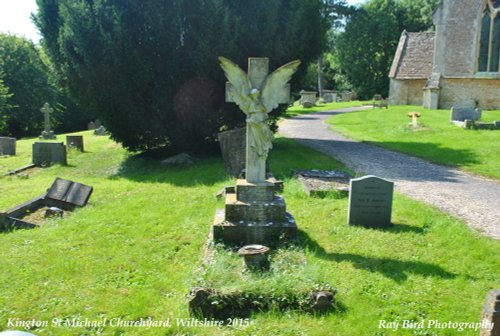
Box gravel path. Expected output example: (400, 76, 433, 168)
(279, 106, 500, 239)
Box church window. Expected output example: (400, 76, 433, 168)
(478, 0, 500, 72)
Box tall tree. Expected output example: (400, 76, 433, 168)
(333, 0, 438, 99)
(0, 73, 13, 132)
(0, 34, 57, 137)
(34, 0, 337, 153)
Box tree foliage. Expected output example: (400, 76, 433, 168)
(34, 0, 337, 153)
(333, 0, 439, 99)
(0, 34, 57, 137)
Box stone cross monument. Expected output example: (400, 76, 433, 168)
(39, 102, 56, 139)
(213, 57, 300, 246)
(219, 57, 300, 183)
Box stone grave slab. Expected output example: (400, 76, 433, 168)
(218, 127, 246, 176)
(292, 169, 352, 197)
(32, 142, 67, 166)
(66, 135, 84, 151)
(46, 177, 93, 207)
(1, 178, 93, 230)
(450, 107, 481, 122)
(0, 137, 16, 155)
(348, 175, 394, 228)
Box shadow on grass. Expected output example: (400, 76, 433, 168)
(110, 152, 229, 186)
(298, 230, 456, 283)
(374, 222, 425, 234)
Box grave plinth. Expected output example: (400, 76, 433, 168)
(213, 179, 297, 245)
(66, 135, 84, 151)
(299, 90, 317, 108)
(32, 142, 67, 166)
(0, 137, 16, 156)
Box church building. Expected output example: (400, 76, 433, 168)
(389, 0, 500, 109)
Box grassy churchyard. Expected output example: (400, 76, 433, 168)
(0, 130, 499, 335)
(327, 105, 500, 180)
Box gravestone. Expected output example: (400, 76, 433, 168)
(450, 107, 482, 122)
(94, 126, 107, 136)
(0, 137, 16, 155)
(39, 103, 56, 139)
(322, 90, 337, 103)
(66, 135, 84, 151)
(218, 127, 246, 176)
(348, 175, 394, 227)
(213, 56, 300, 245)
(46, 177, 93, 207)
(88, 121, 96, 130)
(481, 289, 500, 336)
(299, 90, 317, 108)
(95, 119, 102, 128)
(342, 91, 352, 102)
(32, 142, 67, 166)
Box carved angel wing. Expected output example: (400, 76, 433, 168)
(218, 57, 252, 113)
(261, 60, 301, 113)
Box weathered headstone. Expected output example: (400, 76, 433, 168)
(213, 57, 300, 245)
(46, 177, 93, 207)
(342, 91, 352, 102)
(299, 90, 317, 108)
(481, 289, 500, 336)
(94, 126, 107, 136)
(95, 119, 102, 128)
(32, 142, 67, 166)
(39, 103, 56, 139)
(348, 175, 394, 228)
(88, 121, 96, 130)
(321, 90, 337, 103)
(0, 137, 16, 156)
(66, 135, 84, 151)
(218, 127, 246, 176)
(450, 107, 482, 122)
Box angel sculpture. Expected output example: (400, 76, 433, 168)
(219, 57, 301, 160)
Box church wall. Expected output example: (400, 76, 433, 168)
(439, 78, 500, 109)
(433, 0, 484, 76)
(389, 79, 426, 106)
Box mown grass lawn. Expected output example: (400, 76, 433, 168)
(283, 100, 369, 118)
(0, 132, 498, 335)
(326, 105, 500, 179)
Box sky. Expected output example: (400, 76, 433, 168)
(0, 0, 366, 44)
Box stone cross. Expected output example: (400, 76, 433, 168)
(41, 103, 53, 132)
(408, 112, 421, 127)
(224, 58, 293, 183)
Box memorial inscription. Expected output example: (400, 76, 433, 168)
(348, 175, 393, 227)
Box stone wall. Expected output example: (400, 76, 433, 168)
(439, 77, 500, 109)
(433, 0, 484, 76)
(389, 79, 426, 106)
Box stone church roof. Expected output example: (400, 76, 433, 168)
(389, 30, 435, 79)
